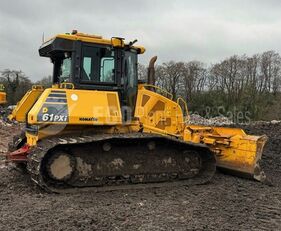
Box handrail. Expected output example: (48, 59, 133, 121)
(32, 85, 44, 90)
(60, 83, 75, 89)
(177, 97, 189, 121)
(142, 84, 173, 99)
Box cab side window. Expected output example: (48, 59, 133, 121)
(124, 51, 137, 88)
(101, 57, 114, 82)
(81, 46, 115, 83)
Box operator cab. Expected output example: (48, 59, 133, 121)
(39, 31, 145, 120)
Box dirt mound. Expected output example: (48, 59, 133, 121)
(189, 114, 234, 126)
(0, 123, 280, 230)
(0, 107, 20, 155)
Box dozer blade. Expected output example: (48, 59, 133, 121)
(214, 133, 268, 182)
(184, 126, 268, 183)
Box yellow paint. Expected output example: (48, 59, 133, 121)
(12, 82, 267, 180)
(27, 87, 122, 125)
(111, 37, 124, 48)
(26, 133, 39, 147)
(134, 84, 185, 135)
(9, 31, 267, 179)
(11, 81, 267, 179)
(42, 32, 145, 54)
(183, 125, 267, 176)
(8, 85, 44, 122)
(0, 92, 6, 105)
(0, 84, 6, 105)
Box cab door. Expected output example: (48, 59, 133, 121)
(122, 50, 138, 122)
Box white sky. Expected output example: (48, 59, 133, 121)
(1, 0, 281, 81)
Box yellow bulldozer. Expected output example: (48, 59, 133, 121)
(6, 31, 267, 192)
(0, 84, 6, 105)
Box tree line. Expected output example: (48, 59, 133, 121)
(1, 50, 281, 121)
(139, 50, 281, 121)
(0, 71, 51, 105)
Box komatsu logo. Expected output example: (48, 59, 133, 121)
(79, 117, 98, 121)
(42, 113, 68, 122)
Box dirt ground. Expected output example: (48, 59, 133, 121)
(0, 123, 280, 230)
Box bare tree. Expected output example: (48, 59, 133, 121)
(181, 61, 207, 102)
(137, 63, 147, 81)
(0, 69, 32, 105)
(156, 61, 185, 100)
(260, 51, 281, 94)
(35, 75, 52, 88)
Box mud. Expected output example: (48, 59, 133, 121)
(0, 123, 280, 230)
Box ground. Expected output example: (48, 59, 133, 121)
(0, 123, 280, 230)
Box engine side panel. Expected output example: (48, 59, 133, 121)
(135, 85, 185, 135)
(9, 86, 44, 122)
(28, 88, 122, 125)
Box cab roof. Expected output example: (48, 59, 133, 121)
(41, 30, 146, 54)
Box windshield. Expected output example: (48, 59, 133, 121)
(58, 57, 71, 82)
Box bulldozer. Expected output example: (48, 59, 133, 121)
(0, 84, 6, 105)
(6, 31, 268, 192)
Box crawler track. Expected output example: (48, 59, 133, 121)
(26, 132, 216, 193)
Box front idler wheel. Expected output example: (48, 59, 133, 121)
(46, 151, 76, 182)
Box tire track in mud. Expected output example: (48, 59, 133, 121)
(0, 123, 281, 230)
(251, 202, 281, 230)
(239, 123, 281, 231)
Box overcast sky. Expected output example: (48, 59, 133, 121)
(1, 0, 281, 81)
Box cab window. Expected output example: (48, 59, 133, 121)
(59, 57, 71, 82)
(124, 51, 137, 88)
(81, 46, 115, 83)
(52, 52, 72, 84)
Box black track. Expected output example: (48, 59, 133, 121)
(26, 132, 216, 193)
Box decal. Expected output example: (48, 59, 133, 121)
(37, 103, 69, 123)
(50, 90, 66, 94)
(48, 93, 67, 98)
(42, 113, 68, 122)
(45, 91, 67, 103)
(42, 107, 48, 113)
(45, 98, 67, 103)
(79, 117, 98, 122)
(71, 94, 78, 101)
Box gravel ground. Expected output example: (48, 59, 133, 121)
(0, 123, 280, 230)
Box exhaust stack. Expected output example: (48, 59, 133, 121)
(147, 56, 157, 85)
